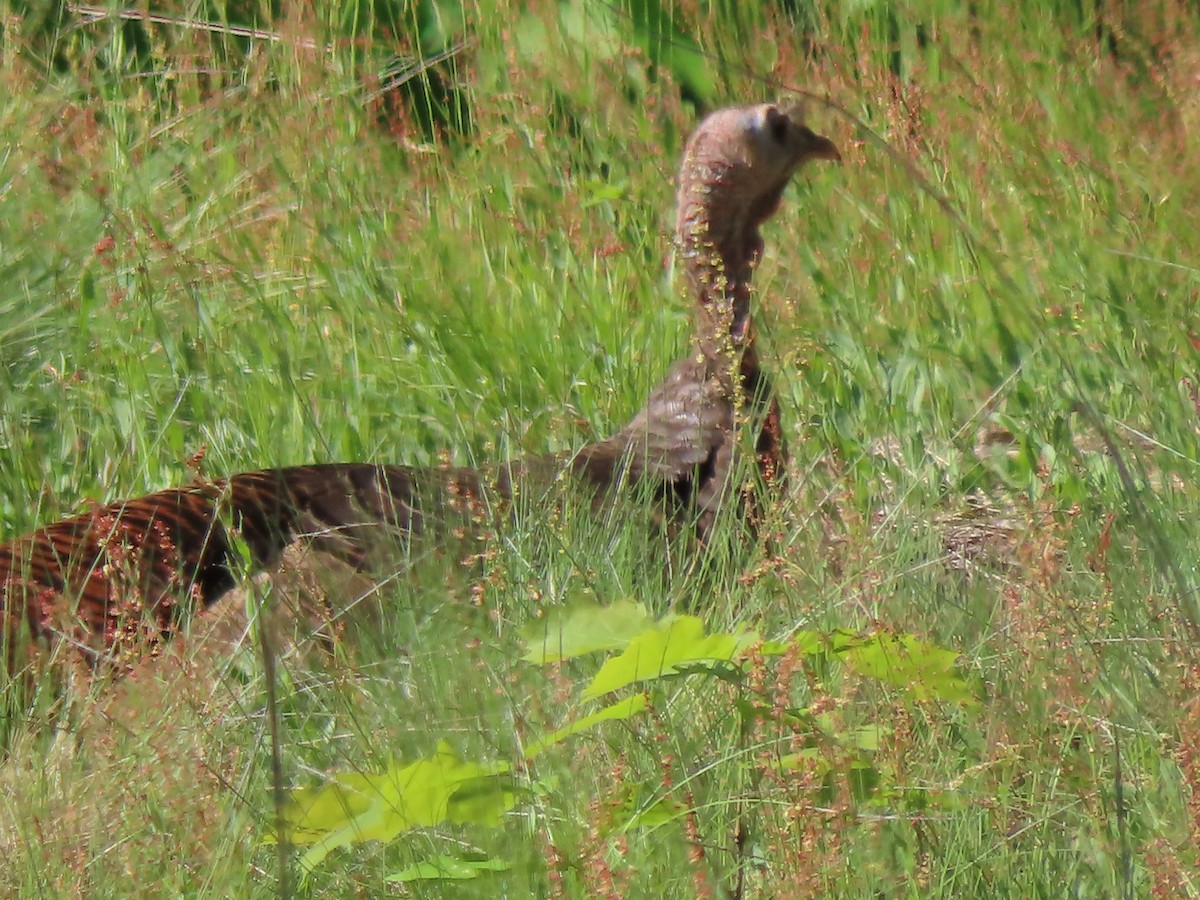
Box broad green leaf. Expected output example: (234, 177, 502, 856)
(269, 771, 379, 844)
(558, 0, 622, 60)
(774, 750, 882, 801)
(811, 715, 890, 753)
(894, 786, 971, 812)
(274, 742, 514, 873)
(386, 856, 509, 882)
(759, 639, 792, 655)
(507, 1, 712, 104)
(446, 775, 521, 828)
(777, 747, 833, 774)
(844, 634, 979, 706)
(621, 0, 716, 105)
(827, 629, 865, 653)
(78, 269, 97, 307)
(624, 796, 686, 830)
(761, 630, 832, 656)
(522, 599, 654, 664)
(524, 694, 648, 758)
(582, 616, 757, 700)
(580, 177, 628, 208)
(845, 724, 886, 752)
(618, 786, 687, 831)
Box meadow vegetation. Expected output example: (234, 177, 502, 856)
(1, 0, 1199, 896)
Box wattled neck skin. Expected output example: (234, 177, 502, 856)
(674, 104, 840, 362)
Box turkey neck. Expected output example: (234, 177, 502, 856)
(675, 150, 788, 370)
(673, 139, 793, 505)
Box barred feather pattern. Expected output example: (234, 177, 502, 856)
(0, 465, 447, 663)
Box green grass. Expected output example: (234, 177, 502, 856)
(2, 0, 1200, 896)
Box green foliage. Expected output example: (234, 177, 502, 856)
(272, 741, 516, 873)
(528, 604, 978, 705)
(841, 632, 982, 707)
(279, 603, 975, 879)
(611, 0, 716, 107)
(580, 614, 757, 698)
(387, 855, 510, 882)
(524, 694, 649, 758)
(522, 598, 655, 663)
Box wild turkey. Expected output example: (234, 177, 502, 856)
(0, 103, 840, 669)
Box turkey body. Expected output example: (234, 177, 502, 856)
(1, 463, 481, 664)
(0, 103, 839, 668)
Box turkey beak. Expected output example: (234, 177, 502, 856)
(811, 135, 842, 163)
(779, 101, 842, 164)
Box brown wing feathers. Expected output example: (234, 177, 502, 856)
(0, 464, 438, 660)
(0, 104, 839, 666)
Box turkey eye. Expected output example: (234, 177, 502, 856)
(767, 109, 789, 143)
